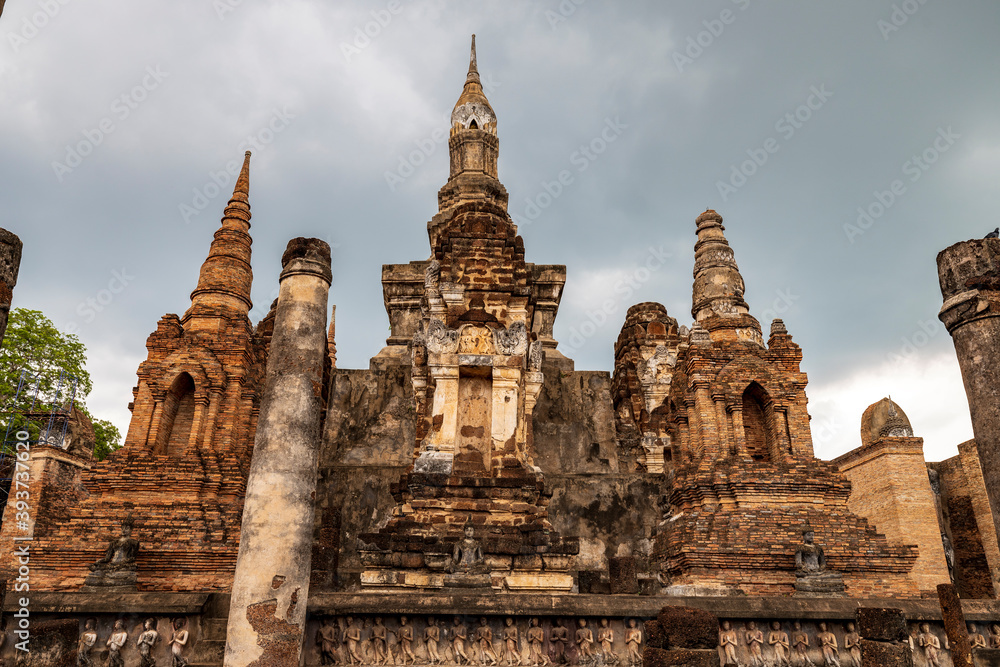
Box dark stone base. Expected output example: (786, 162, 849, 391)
(609, 557, 639, 594)
(644, 647, 720, 667)
(856, 607, 908, 642)
(974, 648, 1000, 667)
(80, 569, 137, 592)
(794, 573, 845, 594)
(859, 639, 913, 666)
(17, 618, 77, 667)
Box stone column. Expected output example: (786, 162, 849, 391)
(855, 607, 913, 667)
(224, 238, 331, 667)
(938, 583, 974, 667)
(937, 239, 1000, 543)
(0, 228, 22, 347)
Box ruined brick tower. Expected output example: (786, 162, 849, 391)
(1, 34, 993, 667)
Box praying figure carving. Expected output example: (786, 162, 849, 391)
(969, 624, 988, 650)
(169, 617, 190, 667)
(77, 618, 98, 667)
(527, 618, 550, 667)
(317, 618, 340, 666)
(745, 621, 765, 667)
(991, 624, 1000, 649)
(345, 617, 364, 665)
(719, 621, 738, 666)
(918, 624, 942, 667)
(424, 617, 442, 665)
(794, 528, 845, 593)
(597, 619, 617, 665)
(844, 623, 861, 667)
(397, 616, 417, 666)
(792, 622, 815, 667)
(768, 622, 790, 667)
(816, 623, 840, 667)
(477, 617, 500, 666)
(107, 620, 128, 667)
(504, 618, 522, 666)
(137, 618, 159, 667)
(550, 619, 569, 665)
(452, 617, 471, 665)
(371, 617, 390, 666)
(624, 620, 642, 667)
(575, 619, 596, 664)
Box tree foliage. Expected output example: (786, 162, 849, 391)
(0, 308, 122, 459)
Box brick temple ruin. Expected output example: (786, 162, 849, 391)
(1, 37, 999, 667)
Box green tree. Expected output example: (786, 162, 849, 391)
(0, 308, 122, 459)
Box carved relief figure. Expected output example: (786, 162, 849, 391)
(318, 618, 340, 666)
(768, 622, 790, 667)
(453, 522, 486, 572)
(597, 619, 617, 664)
(527, 618, 549, 667)
(346, 617, 364, 665)
(494, 322, 528, 356)
(992, 624, 1000, 649)
(794, 529, 844, 592)
(425, 318, 460, 354)
(87, 513, 140, 587)
(504, 618, 522, 666)
(745, 621, 765, 666)
(969, 624, 987, 650)
(550, 620, 569, 665)
(452, 617, 471, 665)
(576, 619, 596, 664)
(478, 618, 500, 666)
(624, 620, 642, 667)
(169, 617, 191, 667)
(459, 325, 494, 355)
(792, 622, 815, 667)
(816, 623, 840, 667)
(372, 617, 390, 666)
(137, 618, 159, 667)
(425, 618, 442, 665)
(77, 618, 98, 667)
(107, 620, 128, 667)
(918, 624, 941, 667)
(843, 623, 860, 667)
(719, 621, 738, 666)
(397, 616, 417, 665)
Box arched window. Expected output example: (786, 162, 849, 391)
(742, 382, 773, 462)
(155, 373, 195, 456)
(469, 119, 479, 129)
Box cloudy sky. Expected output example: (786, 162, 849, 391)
(2, 1, 997, 461)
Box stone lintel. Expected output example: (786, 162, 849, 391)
(305, 593, 1000, 621)
(2, 591, 211, 614)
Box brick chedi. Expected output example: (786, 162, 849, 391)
(0, 152, 270, 592)
(633, 210, 920, 597)
(356, 37, 577, 592)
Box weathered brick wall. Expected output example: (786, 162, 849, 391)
(835, 436, 951, 596)
(935, 455, 996, 599)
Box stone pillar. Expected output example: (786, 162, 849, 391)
(938, 239, 1000, 542)
(224, 238, 332, 667)
(938, 583, 974, 667)
(855, 607, 913, 667)
(0, 228, 23, 347)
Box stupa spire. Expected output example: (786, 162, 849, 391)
(184, 151, 254, 328)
